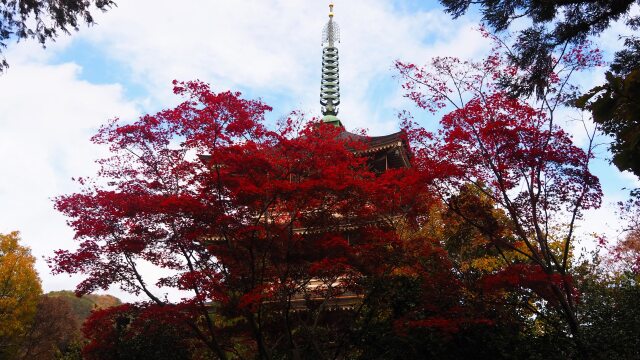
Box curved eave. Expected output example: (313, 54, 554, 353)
(338, 130, 412, 169)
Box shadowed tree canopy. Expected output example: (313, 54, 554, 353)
(439, 0, 637, 97)
(576, 40, 640, 178)
(441, 0, 637, 38)
(0, 0, 115, 72)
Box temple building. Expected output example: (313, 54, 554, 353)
(319, 3, 411, 172)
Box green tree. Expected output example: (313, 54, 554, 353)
(576, 67, 640, 178)
(574, 253, 640, 359)
(0, 232, 42, 358)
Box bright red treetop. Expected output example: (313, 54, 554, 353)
(50, 80, 444, 357)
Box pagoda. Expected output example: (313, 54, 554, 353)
(284, 3, 412, 311)
(319, 3, 410, 172)
(200, 3, 412, 312)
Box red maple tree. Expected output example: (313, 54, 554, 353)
(396, 33, 603, 343)
(51, 80, 468, 358)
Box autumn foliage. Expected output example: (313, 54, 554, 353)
(82, 303, 202, 359)
(394, 34, 606, 356)
(0, 232, 42, 357)
(50, 80, 449, 358)
(49, 37, 616, 357)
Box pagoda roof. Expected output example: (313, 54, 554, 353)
(337, 130, 405, 152)
(337, 129, 411, 170)
(199, 129, 411, 170)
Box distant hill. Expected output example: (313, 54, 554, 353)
(46, 291, 122, 321)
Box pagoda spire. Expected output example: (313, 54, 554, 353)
(320, 2, 342, 127)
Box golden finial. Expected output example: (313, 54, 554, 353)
(322, 2, 339, 46)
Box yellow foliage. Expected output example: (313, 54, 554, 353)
(466, 256, 503, 273)
(0, 232, 42, 353)
(391, 265, 420, 277)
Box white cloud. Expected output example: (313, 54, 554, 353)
(2, 35, 73, 66)
(1, 0, 492, 301)
(0, 54, 139, 300)
(73, 0, 488, 132)
(619, 170, 640, 188)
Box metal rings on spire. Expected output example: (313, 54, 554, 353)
(320, 3, 340, 121)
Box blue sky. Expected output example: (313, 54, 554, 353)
(0, 0, 637, 301)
